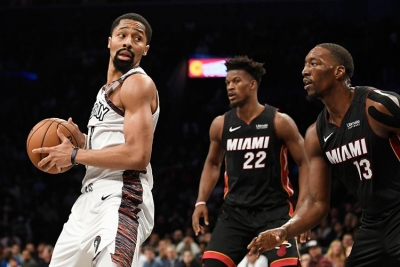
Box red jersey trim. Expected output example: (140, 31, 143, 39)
(270, 257, 300, 267)
(202, 251, 236, 267)
(389, 135, 400, 161)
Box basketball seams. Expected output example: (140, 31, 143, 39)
(26, 119, 49, 149)
(27, 117, 76, 174)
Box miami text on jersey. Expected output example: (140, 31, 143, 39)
(325, 138, 368, 164)
(227, 136, 270, 151)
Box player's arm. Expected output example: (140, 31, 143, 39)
(274, 112, 310, 242)
(248, 123, 331, 254)
(196, 115, 225, 203)
(74, 74, 156, 170)
(274, 112, 309, 212)
(281, 123, 331, 239)
(366, 90, 400, 137)
(192, 115, 225, 235)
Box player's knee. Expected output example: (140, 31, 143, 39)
(203, 258, 230, 267)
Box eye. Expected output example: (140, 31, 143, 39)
(117, 33, 125, 38)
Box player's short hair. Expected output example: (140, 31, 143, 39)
(317, 43, 354, 78)
(110, 13, 152, 44)
(225, 55, 266, 85)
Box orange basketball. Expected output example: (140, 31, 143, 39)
(26, 118, 80, 174)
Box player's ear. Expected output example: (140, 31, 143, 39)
(107, 37, 111, 49)
(250, 80, 257, 91)
(143, 45, 150, 56)
(335, 65, 346, 80)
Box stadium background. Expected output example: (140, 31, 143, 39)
(0, 0, 399, 259)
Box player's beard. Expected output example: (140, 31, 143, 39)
(113, 48, 136, 74)
(306, 90, 321, 102)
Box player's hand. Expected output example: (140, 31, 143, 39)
(32, 128, 75, 172)
(192, 204, 209, 236)
(297, 230, 310, 244)
(67, 117, 86, 148)
(247, 227, 287, 257)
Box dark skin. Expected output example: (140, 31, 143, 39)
(192, 69, 310, 242)
(247, 46, 400, 256)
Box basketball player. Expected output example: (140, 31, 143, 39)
(192, 56, 310, 267)
(32, 13, 159, 267)
(247, 43, 400, 266)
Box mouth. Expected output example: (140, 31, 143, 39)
(116, 49, 133, 60)
(228, 92, 236, 100)
(303, 78, 312, 90)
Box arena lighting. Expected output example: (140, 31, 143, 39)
(188, 58, 230, 78)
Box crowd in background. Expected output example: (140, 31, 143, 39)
(0, 1, 400, 266)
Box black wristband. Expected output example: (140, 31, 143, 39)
(71, 147, 80, 166)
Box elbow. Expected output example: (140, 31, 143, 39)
(128, 152, 150, 171)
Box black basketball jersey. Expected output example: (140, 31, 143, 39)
(221, 105, 295, 210)
(316, 86, 400, 216)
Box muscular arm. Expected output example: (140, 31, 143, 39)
(274, 112, 309, 212)
(281, 123, 331, 239)
(196, 115, 225, 203)
(367, 90, 400, 138)
(75, 74, 157, 170)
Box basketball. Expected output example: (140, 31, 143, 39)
(26, 118, 80, 174)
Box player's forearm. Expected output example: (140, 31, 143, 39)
(282, 198, 329, 239)
(196, 163, 221, 202)
(74, 144, 151, 170)
(294, 165, 309, 213)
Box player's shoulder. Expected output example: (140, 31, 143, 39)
(274, 110, 297, 128)
(122, 71, 157, 96)
(305, 122, 318, 141)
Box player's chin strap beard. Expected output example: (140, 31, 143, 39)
(105, 50, 139, 96)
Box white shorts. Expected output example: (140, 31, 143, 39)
(50, 173, 154, 267)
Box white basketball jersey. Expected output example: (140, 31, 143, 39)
(82, 67, 159, 190)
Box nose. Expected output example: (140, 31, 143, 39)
(226, 81, 234, 91)
(123, 37, 133, 49)
(302, 64, 309, 77)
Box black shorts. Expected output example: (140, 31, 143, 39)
(345, 206, 400, 266)
(202, 204, 300, 267)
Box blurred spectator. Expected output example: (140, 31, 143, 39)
(171, 230, 184, 246)
(143, 246, 162, 267)
(176, 250, 201, 267)
(7, 257, 20, 267)
(21, 249, 37, 267)
(36, 245, 52, 267)
(0, 247, 12, 267)
(316, 217, 336, 249)
(237, 253, 268, 267)
(176, 237, 200, 259)
(341, 233, 354, 251)
(305, 240, 333, 267)
(324, 240, 346, 267)
(300, 253, 311, 267)
(164, 244, 179, 267)
(138, 245, 147, 267)
(332, 221, 345, 241)
(156, 238, 172, 266)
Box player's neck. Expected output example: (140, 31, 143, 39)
(236, 102, 265, 124)
(106, 64, 124, 85)
(324, 86, 355, 125)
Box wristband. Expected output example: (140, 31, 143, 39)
(195, 201, 206, 207)
(71, 147, 80, 166)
